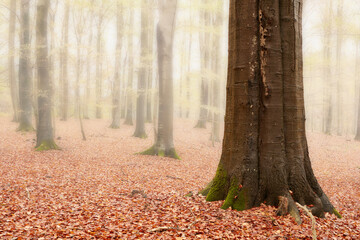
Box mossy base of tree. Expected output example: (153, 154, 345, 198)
(17, 123, 34, 132)
(201, 163, 341, 224)
(133, 132, 148, 139)
(140, 145, 180, 159)
(109, 123, 120, 129)
(35, 140, 60, 151)
(194, 120, 206, 129)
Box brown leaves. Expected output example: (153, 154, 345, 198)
(0, 118, 359, 239)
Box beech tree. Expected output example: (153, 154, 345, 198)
(141, 0, 179, 159)
(201, 0, 341, 222)
(8, 0, 19, 122)
(18, 0, 34, 132)
(35, 0, 59, 150)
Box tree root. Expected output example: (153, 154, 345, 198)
(35, 140, 60, 151)
(296, 202, 317, 240)
(139, 145, 180, 159)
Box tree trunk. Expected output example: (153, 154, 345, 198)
(134, 0, 149, 138)
(35, 0, 59, 150)
(124, 8, 134, 125)
(60, 2, 69, 121)
(322, 0, 333, 134)
(95, 15, 103, 119)
(336, 0, 343, 136)
(201, 0, 341, 222)
(146, 0, 155, 123)
(141, 0, 179, 159)
(210, 1, 223, 143)
(18, 0, 34, 132)
(110, 3, 123, 129)
(355, 40, 360, 141)
(195, 0, 211, 129)
(9, 0, 19, 122)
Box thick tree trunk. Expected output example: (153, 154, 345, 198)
(18, 0, 34, 132)
(9, 0, 19, 122)
(355, 41, 360, 141)
(84, 2, 94, 120)
(95, 15, 103, 119)
(322, 0, 333, 135)
(110, 3, 123, 129)
(60, 2, 69, 121)
(134, 1, 148, 138)
(35, 0, 59, 151)
(201, 0, 340, 222)
(195, 1, 211, 129)
(124, 8, 134, 125)
(141, 0, 179, 159)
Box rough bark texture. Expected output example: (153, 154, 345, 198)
(35, 0, 59, 151)
(18, 0, 34, 132)
(110, 3, 123, 129)
(134, 0, 149, 138)
(124, 8, 134, 125)
(60, 2, 69, 121)
(9, 0, 19, 122)
(141, 0, 179, 159)
(202, 0, 340, 222)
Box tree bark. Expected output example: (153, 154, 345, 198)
(201, 0, 341, 222)
(355, 40, 360, 141)
(35, 0, 59, 150)
(124, 8, 134, 125)
(18, 0, 34, 132)
(110, 3, 123, 129)
(336, 0, 343, 136)
(9, 0, 19, 122)
(146, 0, 155, 123)
(60, 2, 69, 121)
(141, 0, 179, 159)
(134, 0, 149, 138)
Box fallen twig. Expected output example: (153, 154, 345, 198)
(296, 202, 317, 240)
(166, 175, 182, 180)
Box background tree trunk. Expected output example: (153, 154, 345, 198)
(60, 2, 69, 121)
(18, 0, 34, 132)
(355, 40, 360, 141)
(110, 3, 123, 129)
(95, 15, 103, 119)
(134, 0, 149, 138)
(336, 0, 343, 136)
(201, 0, 341, 222)
(146, 0, 155, 123)
(141, 0, 179, 159)
(35, 0, 59, 150)
(9, 0, 19, 122)
(124, 8, 134, 125)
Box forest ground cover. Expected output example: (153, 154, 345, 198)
(0, 117, 359, 239)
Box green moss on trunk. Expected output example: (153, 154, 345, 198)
(206, 163, 228, 201)
(35, 140, 60, 151)
(139, 145, 180, 159)
(332, 208, 342, 218)
(133, 132, 148, 139)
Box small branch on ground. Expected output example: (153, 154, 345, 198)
(166, 175, 182, 180)
(296, 202, 317, 240)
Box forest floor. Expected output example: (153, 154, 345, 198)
(0, 117, 359, 239)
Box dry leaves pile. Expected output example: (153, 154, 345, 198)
(0, 118, 359, 239)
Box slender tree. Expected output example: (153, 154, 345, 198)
(124, 7, 134, 125)
(336, 0, 343, 135)
(18, 0, 34, 132)
(141, 0, 179, 159)
(95, 14, 104, 119)
(201, 0, 341, 222)
(134, 0, 149, 138)
(110, 2, 123, 129)
(9, 0, 19, 122)
(195, 0, 211, 129)
(146, 0, 155, 123)
(35, 0, 59, 150)
(60, 1, 69, 121)
(355, 40, 360, 141)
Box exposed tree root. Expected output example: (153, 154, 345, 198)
(194, 120, 206, 129)
(17, 123, 34, 132)
(109, 123, 120, 129)
(133, 132, 147, 139)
